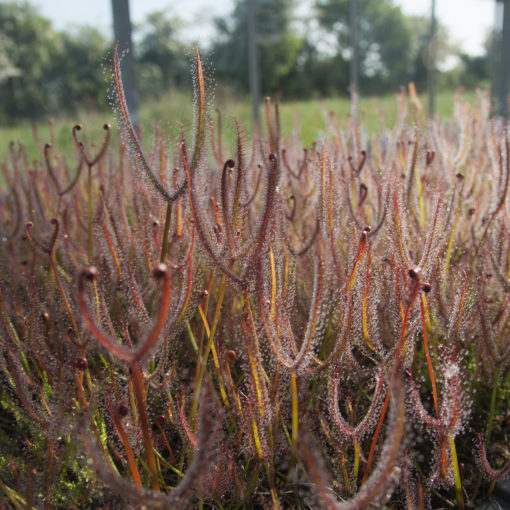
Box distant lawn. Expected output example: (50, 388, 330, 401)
(0, 88, 478, 164)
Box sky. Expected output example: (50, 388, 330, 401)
(32, 0, 495, 57)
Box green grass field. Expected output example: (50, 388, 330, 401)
(0, 88, 477, 164)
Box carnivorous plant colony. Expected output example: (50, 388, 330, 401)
(0, 48, 509, 509)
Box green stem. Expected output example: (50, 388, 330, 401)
(186, 321, 198, 354)
(189, 275, 227, 428)
(264, 461, 280, 509)
(290, 371, 298, 449)
(449, 435, 464, 510)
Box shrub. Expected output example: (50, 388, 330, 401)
(0, 49, 509, 509)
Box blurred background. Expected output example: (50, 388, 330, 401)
(0, 0, 505, 136)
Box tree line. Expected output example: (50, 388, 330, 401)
(0, 0, 490, 123)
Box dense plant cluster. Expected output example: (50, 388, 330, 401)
(0, 49, 509, 509)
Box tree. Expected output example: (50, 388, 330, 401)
(406, 15, 459, 93)
(457, 53, 490, 89)
(247, 0, 261, 125)
(495, 0, 510, 117)
(316, 0, 414, 94)
(50, 27, 109, 112)
(137, 11, 190, 97)
(213, 0, 303, 97)
(111, 0, 139, 122)
(0, 2, 62, 121)
(0, 2, 109, 123)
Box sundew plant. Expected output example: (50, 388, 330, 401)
(0, 47, 509, 509)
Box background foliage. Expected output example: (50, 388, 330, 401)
(0, 0, 491, 124)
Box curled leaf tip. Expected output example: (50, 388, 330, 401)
(152, 263, 168, 279)
(408, 267, 421, 279)
(81, 266, 99, 282)
(421, 282, 432, 293)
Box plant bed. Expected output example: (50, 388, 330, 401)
(0, 49, 509, 509)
